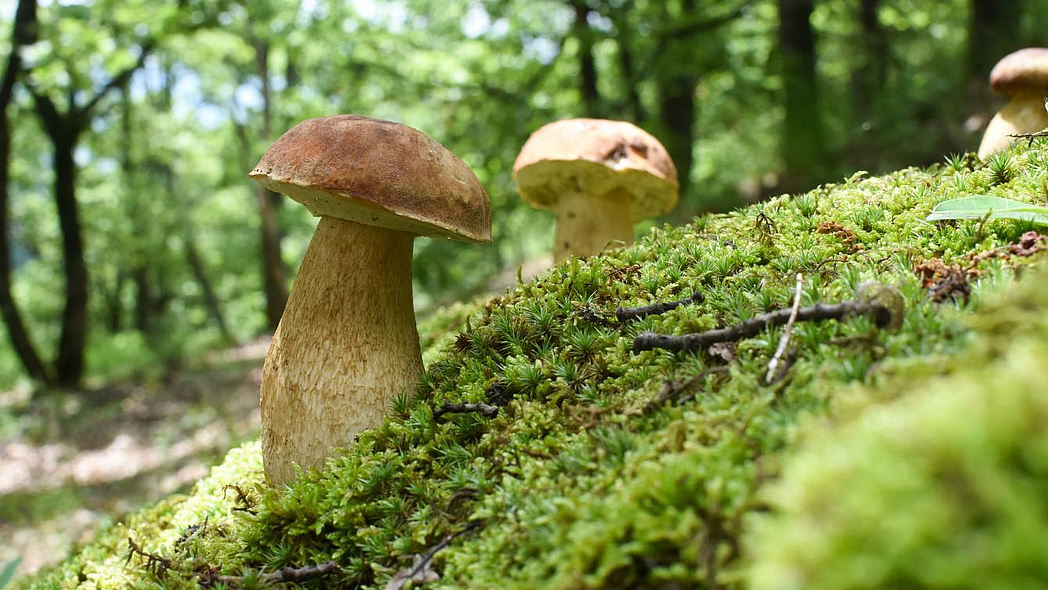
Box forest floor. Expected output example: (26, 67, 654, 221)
(0, 338, 269, 579)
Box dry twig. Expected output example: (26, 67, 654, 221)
(385, 523, 480, 590)
(200, 561, 340, 587)
(616, 291, 704, 323)
(634, 288, 898, 354)
(765, 273, 803, 384)
(433, 402, 499, 421)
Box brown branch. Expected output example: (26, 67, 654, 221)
(433, 402, 499, 421)
(634, 297, 894, 354)
(385, 523, 480, 590)
(616, 291, 704, 323)
(77, 41, 155, 124)
(646, 366, 731, 412)
(1007, 129, 1048, 147)
(639, 3, 751, 74)
(201, 561, 340, 587)
(126, 537, 173, 577)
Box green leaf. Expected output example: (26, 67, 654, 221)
(0, 557, 21, 589)
(926, 196, 1048, 226)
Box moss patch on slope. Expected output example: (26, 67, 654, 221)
(17, 145, 1048, 589)
(745, 263, 1048, 590)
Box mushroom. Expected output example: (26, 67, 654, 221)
(978, 47, 1048, 159)
(512, 118, 679, 262)
(250, 115, 490, 485)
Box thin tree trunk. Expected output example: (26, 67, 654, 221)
(121, 84, 152, 336)
(0, 0, 51, 383)
(253, 39, 288, 331)
(105, 270, 124, 333)
(571, 0, 601, 117)
(185, 236, 234, 343)
(778, 0, 825, 190)
(612, 6, 645, 122)
(50, 128, 88, 386)
(652, 0, 700, 217)
(853, 0, 885, 121)
(967, 0, 1021, 81)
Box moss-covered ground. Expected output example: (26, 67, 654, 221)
(17, 144, 1048, 589)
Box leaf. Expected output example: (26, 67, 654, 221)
(926, 196, 1048, 226)
(0, 558, 22, 589)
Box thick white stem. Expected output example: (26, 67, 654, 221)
(260, 217, 422, 485)
(978, 94, 1048, 159)
(553, 190, 634, 262)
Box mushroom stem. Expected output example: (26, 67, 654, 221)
(978, 93, 1048, 159)
(260, 217, 422, 485)
(553, 189, 634, 262)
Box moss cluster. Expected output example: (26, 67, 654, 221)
(745, 264, 1048, 590)
(18, 142, 1048, 589)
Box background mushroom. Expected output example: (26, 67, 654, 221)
(978, 47, 1048, 159)
(250, 115, 490, 485)
(512, 119, 679, 262)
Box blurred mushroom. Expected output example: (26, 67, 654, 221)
(513, 119, 679, 262)
(250, 115, 491, 485)
(978, 48, 1048, 159)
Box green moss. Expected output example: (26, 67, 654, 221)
(745, 268, 1048, 590)
(17, 142, 1048, 589)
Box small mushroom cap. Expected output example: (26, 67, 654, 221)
(512, 118, 679, 220)
(251, 115, 491, 243)
(989, 48, 1048, 95)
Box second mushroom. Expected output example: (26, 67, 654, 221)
(250, 115, 491, 486)
(513, 119, 680, 262)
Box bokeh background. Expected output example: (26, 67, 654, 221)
(1, 0, 1047, 579)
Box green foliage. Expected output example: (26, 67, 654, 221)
(7, 0, 1048, 386)
(927, 195, 1048, 226)
(16, 141, 1048, 589)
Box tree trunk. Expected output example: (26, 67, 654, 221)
(778, 0, 825, 190)
(0, 0, 51, 384)
(656, 0, 698, 216)
(967, 0, 1021, 82)
(185, 236, 234, 343)
(852, 0, 885, 121)
(51, 128, 88, 386)
(253, 39, 289, 331)
(571, 0, 602, 117)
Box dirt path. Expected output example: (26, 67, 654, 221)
(0, 338, 269, 580)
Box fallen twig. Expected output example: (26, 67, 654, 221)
(126, 537, 172, 577)
(1008, 129, 1048, 146)
(646, 366, 731, 412)
(385, 523, 480, 590)
(765, 273, 803, 384)
(616, 291, 704, 323)
(200, 561, 340, 587)
(634, 287, 898, 354)
(433, 402, 499, 421)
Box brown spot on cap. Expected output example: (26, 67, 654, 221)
(250, 115, 491, 243)
(989, 48, 1048, 95)
(512, 118, 679, 220)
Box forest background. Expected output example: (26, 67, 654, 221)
(0, 0, 1046, 389)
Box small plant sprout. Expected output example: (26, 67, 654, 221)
(513, 118, 680, 262)
(977, 48, 1048, 159)
(250, 116, 491, 485)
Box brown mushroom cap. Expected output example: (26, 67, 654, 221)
(512, 118, 679, 220)
(989, 48, 1048, 95)
(251, 115, 491, 243)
